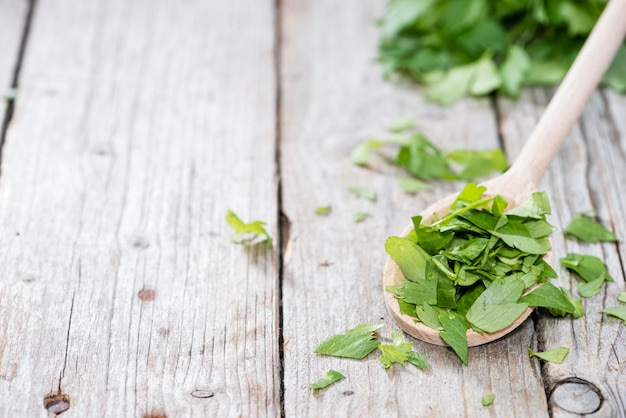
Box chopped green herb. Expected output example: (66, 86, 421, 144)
(481, 394, 496, 407)
(385, 184, 576, 364)
(225, 209, 272, 248)
(398, 177, 430, 194)
(314, 324, 383, 359)
(352, 121, 507, 184)
(348, 187, 377, 202)
(2, 87, 18, 101)
(309, 370, 345, 390)
(519, 282, 578, 314)
(353, 212, 370, 223)
(528, 347, 569, 364)
(565, 212, 617, 243)
(438, 311, 468, 365)
(315, 206, 332, 216)
(378, 330, 427, 369)
(618, 292, 626, 303)
(377, 0, 625, 103)
(560, 253, 613, 298)
(389, 118, 416, 132)
(600, 306, 626, 325)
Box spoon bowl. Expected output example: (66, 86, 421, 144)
(383, 0, 626, 346)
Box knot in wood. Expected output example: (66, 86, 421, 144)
(43, 393, 70, 414)
(138, 288, 156, 302)
(551, 378, 602, 414)
(191, 389, 214, 398)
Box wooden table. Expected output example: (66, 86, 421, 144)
(1, 0, 624, 416)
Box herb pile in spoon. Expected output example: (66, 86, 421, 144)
(385, 184, 581, 364)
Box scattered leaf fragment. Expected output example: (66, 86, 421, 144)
(618, 292, 626, 304)
(389, 118, 416, 132)
(600, 306, 626, 325)
(378, 329, 426, 370)
(438, 311, 468, 366)
(309, 370, 345, 390)
(2, 87, 18, 101)
(348, 187, 377, 202)
(564, 212, 617, 243)
(314, 324, 382, 359)
(481, 394, 496, 407)
(528, 347, 569, 364)
(398, 177, 430, 194)
(225, 209, 273, 248)
(353, 212, 370, 223)
(315, 206, 331, 216)
(560, 253, 613, 284)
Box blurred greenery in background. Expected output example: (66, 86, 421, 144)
(378, 0, 626, 104)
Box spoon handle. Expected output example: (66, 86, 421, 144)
(508, 0, 626, 188)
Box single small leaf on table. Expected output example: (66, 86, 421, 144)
(481, 394, 496, 406)
(309, 370, 345, 390)
(601, 307, 626, 325)
(314, 206, 331, 216)
(378, 329, 427, 370)
(348, 186, 377, 202)
(564, 212, 617, 243)
(314, 324, 383, 359)
(225, 209, 273, 248)
(528, 347, 569, 364)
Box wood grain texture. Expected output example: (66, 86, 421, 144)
(498, 89, 626, 417)
(280, 0, 549, 416)
(0, 0, 29, 119)
(0, 0, 279, 416)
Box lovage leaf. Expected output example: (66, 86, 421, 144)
(309, 370, 345, 390)
(314, 324, 382, 359)
(564, 212, 617, 243)
(528, 347, 569, 364)
(225, 210, 273, 248)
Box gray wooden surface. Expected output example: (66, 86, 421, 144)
(0, 0, 624, 417)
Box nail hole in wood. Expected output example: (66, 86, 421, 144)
(131, 236, 150, 249)
(551, 377, 603, 414)
(191, 389, 214, 399)
(343, 391, 354, 396)
(43, 392, 70, 415)
(138, 288, 156, 302)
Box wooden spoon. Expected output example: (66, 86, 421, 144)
(383, 0, 626, 347)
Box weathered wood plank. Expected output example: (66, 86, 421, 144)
(498, 89, 626, 417)
(0, 0, 279, 416)
(0, 0, 29, 121)
(280, 0, 549, 416)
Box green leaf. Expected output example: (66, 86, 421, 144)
(438, 311, 469, 365)
(396, 133, 452, 180)
(466, 278, 528, 333)
(519, 282, 576, 313)
(2, 87, 18, 101)
(451, 183, 487, 209)
(506, 192, 551, 219)
(315, 206, 331, 216)
(548, 287, 585, 319)
(481, 394, 496, 406)
(603, 45, 626, 93)
(496, 220, 552, 255)
(560, 253, 614, 283)
(379, 0, 436, 39)
(385, 236, 430, 282)
(353, 212, 370, 223)
(398, 298, 418, 317)
(309, 370, 345, 390)
(386, 280, 437, 306)
(564, 212, 617, 243)
(350, 140, 380, 166)
(389, 118, 416, 132)
(500, 46, 530, 98)
(469, 55, 502, 96)
(578, 277, 606, 298)
(348, 187, 377, 202)
(446, 149, 508, 181)
(415, 302, 444, 330)
(601, 306, 626, 324)
(528, 347, 569, 364)
(378, 330, 426, 369)
(314, 324, 382, 359)
(618, 292, 626, 304)
(491, 194, 508, 217)
(225, 209, 273, 248)
(398, 177, 430, 194)
(558, 2, 596, 35)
